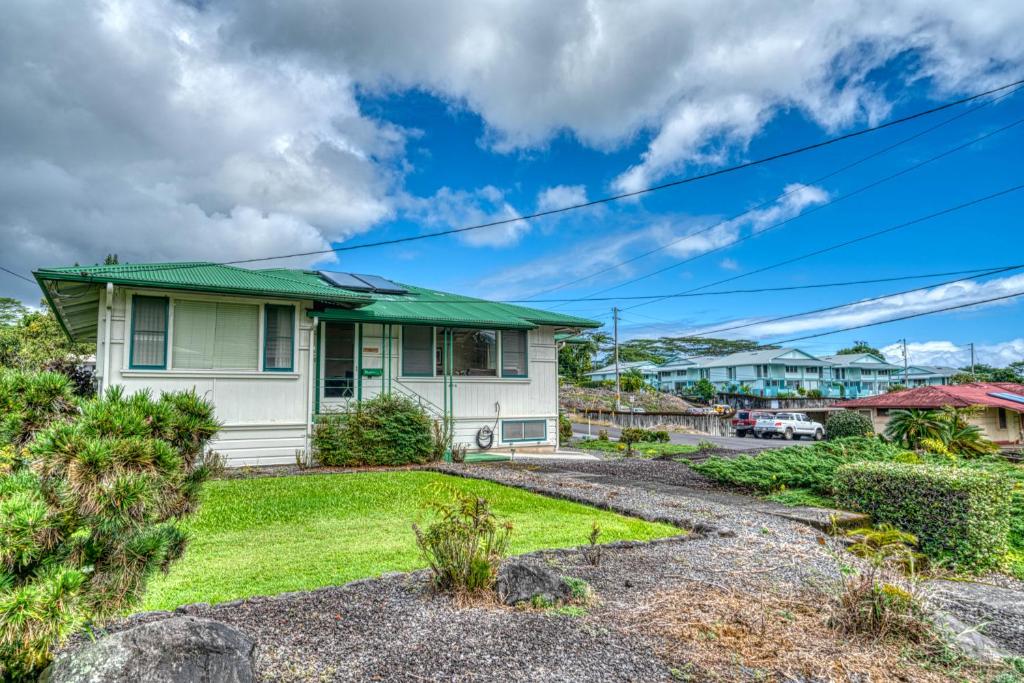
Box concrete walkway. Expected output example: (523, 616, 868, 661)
(572, 421, 813, 451)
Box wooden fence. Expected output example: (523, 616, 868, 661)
(575, 410, 730, 436)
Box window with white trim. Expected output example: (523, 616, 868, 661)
(502, 419, 546, 442)
(439, 329, 497, 376)
(264, 304, 295, 371)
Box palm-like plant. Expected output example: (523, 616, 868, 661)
(884, 409, 945, 448)
(942, 422, 998, 457)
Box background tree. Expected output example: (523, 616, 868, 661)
(557, 335, 599, 382)
(692, 377, 717, 404)
(619, 368, 646, 392)
(103, 253, 119, 265)
(0, 298, 28, 327)
(835, 340, 883, 356)
(951, 362, 1023, 384)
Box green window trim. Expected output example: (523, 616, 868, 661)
(501, 419, 547, 443)
(263, 304, 296, 372)
(129, 295, 169, 370)
(500, 329, 529, 378)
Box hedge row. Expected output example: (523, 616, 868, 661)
(834, 461, 1013, 572)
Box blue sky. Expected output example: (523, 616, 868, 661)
(2, 1, 1023, 367)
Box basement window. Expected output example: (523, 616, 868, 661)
(502, 419, 546, 442)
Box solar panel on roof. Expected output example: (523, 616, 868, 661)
(350, 273, 409, 295)
(989, 392, 1024, 405)
(318, 271, 408, 295)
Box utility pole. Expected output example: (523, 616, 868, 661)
(901, 338, 909, 387)
(969, 342, 975, 375)
(613, 307, 621, 409)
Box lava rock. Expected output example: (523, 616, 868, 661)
(41, 616, 255, 683)
(496, 558, 574, 606)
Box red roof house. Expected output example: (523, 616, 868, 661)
(835, 383, 1024, 445)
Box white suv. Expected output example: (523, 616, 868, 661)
(754, 412, 824, 441)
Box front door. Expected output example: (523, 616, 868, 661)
(323, 322, 355, 400)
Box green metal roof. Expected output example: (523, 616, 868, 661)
(34, 262, 600, 342)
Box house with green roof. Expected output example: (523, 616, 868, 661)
(34, 262, 600, 465)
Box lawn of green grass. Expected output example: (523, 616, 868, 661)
(143, 471, 680, 610)
(575, 438, 698, 458)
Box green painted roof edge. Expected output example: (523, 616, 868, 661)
(309, 307, 536, 330)
(33, 264, 374, 306)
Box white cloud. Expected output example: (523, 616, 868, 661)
(0, 0, 406, 301)
(537, 184, 588, 212)
(726, 272, 1024, 339)
(477, 181, 826, 298)
(403, 186, 528, 247)
(219, 0, 1024, 189)
(719, 258, 740, 271)
(880, 339, 1024, 367)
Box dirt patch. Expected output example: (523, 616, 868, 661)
(613, 584, 988, 682)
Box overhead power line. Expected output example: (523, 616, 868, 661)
(619, 181, 1024, 312)
(135, 77, 1024, 271)
(522, 82, 1024, 300)
(764, 289, 1024, 346)
(583, 111, 1024, 308)
(0, 266, 35, 284)
(612, 264, 1024, 336)
(502, 266, 1022, 303)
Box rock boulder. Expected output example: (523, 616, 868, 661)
(41, 616, 255, 683)
(496, 558, 574, 606)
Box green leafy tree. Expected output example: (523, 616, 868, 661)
(619, 368, 646, 392)
(0, 298, 28, 328)
(884, 409, 946, 449)
(952, 362, 1024, 383)
(835, 340, 883, 356)
(825, 411, 874, 440)
(692, 378, 716, 404)
(597, 335, 768, 367)
(557, 336, 598, 382)
(103, 253, 119, 265)
(0, 303, 93, 372)
(0, 373, 221, 678)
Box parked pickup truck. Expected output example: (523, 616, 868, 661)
(754, 412, 824, 440)
(731, 410, 774, 438)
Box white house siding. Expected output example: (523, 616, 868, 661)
(97, 287, 315, 467)
(324, 324, 560, 452)
(97, 288, 564, 463)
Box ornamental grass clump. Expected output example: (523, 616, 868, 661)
(413, 491, 512, 593)
(0, 382, 220, 679)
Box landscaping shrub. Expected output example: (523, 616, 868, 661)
(0, 385, 220, 678)
(834, 461, 1012, 571)
(693, 437, 914, 496)
(314, 394, 433, 467)
(0, 368, 78, 447)
(597, 429, 609, 441)
(651, 430, 670, 443)
(825, 411, 874, 440)
(413, 491, 512, 593)
(559, 414, 573, 442)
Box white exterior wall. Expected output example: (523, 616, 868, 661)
(96, 286, 565, 465)
(321, 324, 560, 452)
(98, 287, 318, 467)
